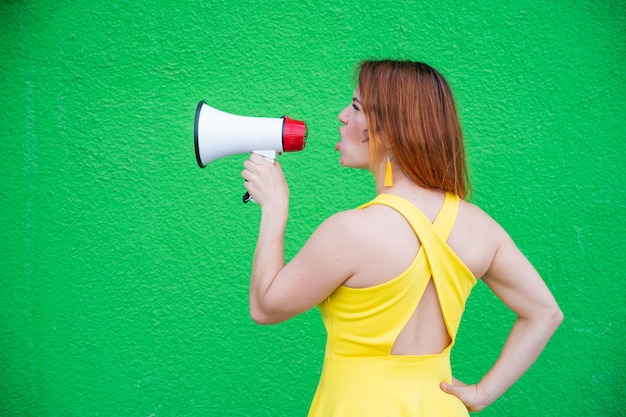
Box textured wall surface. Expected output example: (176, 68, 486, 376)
(1, 1, 624, 416)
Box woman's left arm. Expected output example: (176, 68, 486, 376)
(442, 223, 564, 411)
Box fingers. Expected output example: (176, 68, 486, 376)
(248, 152, 269, 165)
(240, 154, 288, 208)
(243, 153, 268, 173)
(439, 377, 467, 397)
(440, 382, 454, 394)
(440, 377, 466, 392)
(451, 377, 467, 386)
(242, 154, 277, 182)
(440, 380, 485, 412)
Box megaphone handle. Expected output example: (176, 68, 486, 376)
(243, 150, 277, 204)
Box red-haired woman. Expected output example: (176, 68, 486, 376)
(241, 59, 563, 416)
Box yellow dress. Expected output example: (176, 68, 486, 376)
(307, 193, 477, 416)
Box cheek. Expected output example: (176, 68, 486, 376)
(359, 143, 371, 162)
(351, 138, 371, 166)
(348, 121, 367, 143)
(356, 115, 368, 141)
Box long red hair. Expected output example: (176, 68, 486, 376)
(357, 60, 471, 199)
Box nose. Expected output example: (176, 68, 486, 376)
(338, 105, 350, 125)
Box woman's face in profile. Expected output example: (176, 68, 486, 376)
(336, 88, 370, 169)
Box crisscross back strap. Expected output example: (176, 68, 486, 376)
(359, 193, 476, 338)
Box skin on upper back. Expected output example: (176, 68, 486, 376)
(342, 192, 501, 290)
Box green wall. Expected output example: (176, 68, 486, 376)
(2, 1, 624, 416)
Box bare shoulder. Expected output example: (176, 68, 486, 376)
(317, 208, 366, 235)
(316, 203, 415, 254)
(314, 206, 387, 247)
(304, 209, 368, 258)
(457, 199, 508, 237)
(313, 203, 420, 288)
(291, 207, 383, 287)
(450, 200, 510, 279)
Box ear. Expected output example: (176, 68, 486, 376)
(361, 129, 369, 142)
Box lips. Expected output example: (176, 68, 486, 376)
(336, 127, 343, 151)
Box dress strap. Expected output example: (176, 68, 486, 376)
(357, 193, 476, 339)
(358, 192, 460, 241)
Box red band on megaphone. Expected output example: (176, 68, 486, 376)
(282, 116, 308, 152)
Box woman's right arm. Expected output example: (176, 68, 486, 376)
(243, 154, 361, 325)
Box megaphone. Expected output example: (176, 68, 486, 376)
(194, 101, 308, 202)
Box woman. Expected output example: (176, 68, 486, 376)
(241, 59, 563, 416)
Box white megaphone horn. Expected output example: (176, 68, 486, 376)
(194, 101, 308, 203)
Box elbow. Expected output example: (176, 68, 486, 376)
(249, 292, 298, 325)
(522, 303, 563, 335)
(250, 310, 274, 325)
(541, 303, 564, 335)
(249, 305, 284, 325)
(551, 305, 564, 331)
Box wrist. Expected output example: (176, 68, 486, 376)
(474, 380, 497, 411)
(260, 204, 288, 229)
(261, 198, 289, 219)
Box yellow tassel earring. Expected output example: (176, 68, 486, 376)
(384, 151, 393, 187)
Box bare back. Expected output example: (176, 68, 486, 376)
(341, 189, 500, 355)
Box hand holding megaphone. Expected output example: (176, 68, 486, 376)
(242, 153, 290, 206)
(194, 101, 308, 203)
(240, 150, 277, 204)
